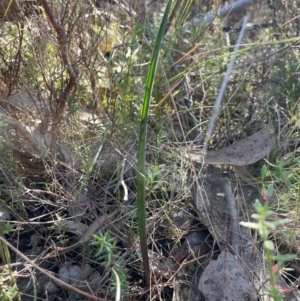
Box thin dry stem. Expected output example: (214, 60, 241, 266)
(0, 235, 108, 301)
(204, 16, 249, 152)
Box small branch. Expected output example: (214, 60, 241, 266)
(40, 0, 78, 150)
(171, 60, 202, 146)
(40, 0, 77, 83)
(0, 236, 108, 301)
(42, 207, 119, 259)
(218, 0, 257, 21)
(186, 0, 258, 27)
(203, 16, 248, 152)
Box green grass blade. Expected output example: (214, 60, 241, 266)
(137, 0, 173, 285)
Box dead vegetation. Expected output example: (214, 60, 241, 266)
(0, 0, 300, 300)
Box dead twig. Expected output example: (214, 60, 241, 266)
(40, 0, 78, 151)
(40, 0, 77, 83)
(0, 235, 108, 301)
(204, 16, 248, 151)
(42, 206, 120, 259)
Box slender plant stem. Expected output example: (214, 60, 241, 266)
(204, 16, 248, 152)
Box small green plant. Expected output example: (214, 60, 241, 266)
(91, 231, 129, 300)
(0, 281, 19, 301)
(241, 199, 296, 301)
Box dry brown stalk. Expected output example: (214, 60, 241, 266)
(40, 0, 78, 151)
